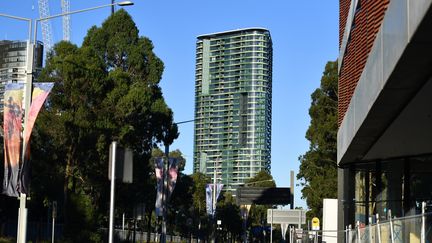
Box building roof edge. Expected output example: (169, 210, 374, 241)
(197, 27, 270, 39)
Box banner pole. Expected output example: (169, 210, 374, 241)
(108, 141, 116, 243)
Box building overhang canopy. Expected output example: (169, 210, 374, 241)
(338, 0, 432, 165)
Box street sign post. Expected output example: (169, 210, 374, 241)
(312, 217, 320, 231)
(267, 209, 306, 242)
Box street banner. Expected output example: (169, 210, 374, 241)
(23, 83, 54, 155)
(167, 158, 178, 200)
(205, 183, 224, 216)
(155, 157, 164, 216)
(20, 82, 54, 194)
(3, 83, 24, 197)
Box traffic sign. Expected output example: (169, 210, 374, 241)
(312, 217, 320, 230)
(267, 209, 306, 225)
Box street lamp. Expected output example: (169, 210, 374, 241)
(159, 119, 194, 243)
(1, 2, 134, 242)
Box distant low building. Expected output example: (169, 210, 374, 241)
(0, 40, 43, 112)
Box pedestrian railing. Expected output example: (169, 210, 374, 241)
(288, 210, 432, 243)
(112, 228, 198, 243)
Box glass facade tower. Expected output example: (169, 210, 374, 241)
(0, 40, 43, 112)
(193, 28, 272, 192)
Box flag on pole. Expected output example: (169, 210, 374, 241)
(167, 158, 178, 200)
(23, 83, 54, 155)
(3, 83, 24, 197)
(20, 82, 54, 194)
(205, 183, 224, 216)
(155, 157, 164, 216)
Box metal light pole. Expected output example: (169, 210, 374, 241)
(109, 141, 117, 243)
(0, 13, 33, 243)
(160, 119, 192, 243)
(1, 2, 134, 242)
(161, 142, 169, 243)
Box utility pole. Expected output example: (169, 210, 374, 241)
(212, 157, 217, 243)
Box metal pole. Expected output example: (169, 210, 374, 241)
(51, 201, 56, 243)
(17, 193, 27, 243)
(298, 210, 301, 229)
(368, 217, 372, 242)
(348, 224, 352, 243)
(356, 221, 360, 243)
(161, 144, 169, 243)
(388, 210, 394, 243)
(17, 36, 34, 243)
(108, 141, 117, 243)
(270, 209, 273, 243)
(376, 214, 381, 243)
(421, 202, 426, 243)
(122, 213, 125, 231)
(213, 158, 217, 243)
(290, 170, 294, 209)
(345, 226, 348, 243)
(51, 215, 55, 243)
(290, 226, 293, 243)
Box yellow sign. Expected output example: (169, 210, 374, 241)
(312, 217, 320, 230)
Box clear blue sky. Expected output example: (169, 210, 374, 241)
(1, 0, 338, 209)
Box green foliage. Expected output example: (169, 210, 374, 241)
(216, 192, 242, 239)
(63, 192, 101, 242)
(243, 170, 276, 241)
(0, 237, 13, 243)
(29, 9, 176, 241)
(297, 60, 338, 219)
(245, 170, 276, 187)
(191, 172, 210, 215)
(151, 147, 186, 172)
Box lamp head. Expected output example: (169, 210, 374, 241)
(117, 1, 134, 6)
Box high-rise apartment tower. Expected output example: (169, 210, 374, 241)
(0, 40, 43, 112)
(193, 28, 272, 192)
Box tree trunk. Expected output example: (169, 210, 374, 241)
(63, 145, 76, 228)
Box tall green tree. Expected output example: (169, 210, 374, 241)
(190, 172, 211, 240)
(297, 60, 338, 219)
(35, 9, 176, 241)
(216, 192, 242, 241)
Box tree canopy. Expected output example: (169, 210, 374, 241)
(31, 9, 176, 241)
(297, 60, 338, 219)
(245, 170, 276, 188)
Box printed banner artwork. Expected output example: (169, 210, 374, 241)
(154, 157, 179, 217)
(3, 83, 24, 197)
(2, 82, 54, 197)
(205, 183, 224, 216)
(20, 82, 54, 194)
(167, 158, 178, 200)
(23, 83, 54, 155)
(155, 157, 164, 217)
